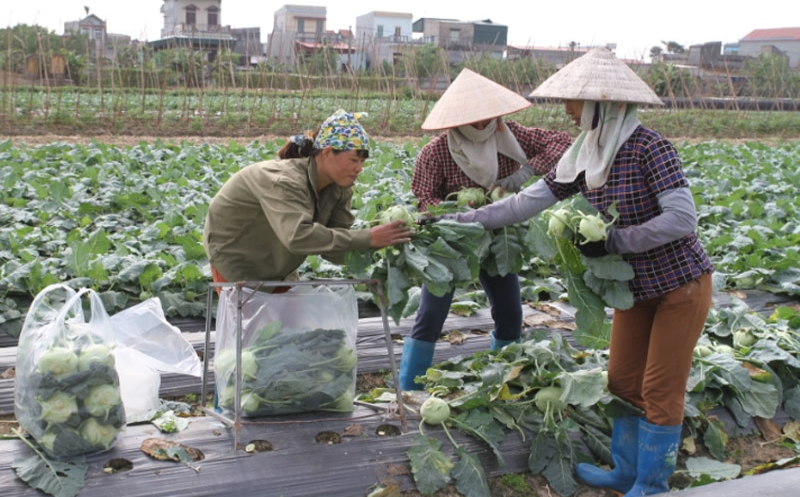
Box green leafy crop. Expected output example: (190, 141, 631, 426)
(215, 322, 357, 416)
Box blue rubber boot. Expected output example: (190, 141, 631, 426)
(576, 416, 639, 494)
(213, 390, 222, 413)
(489, 330, 521, 351)
(398, 338, 436, 390)
(622, 420, 682, 497)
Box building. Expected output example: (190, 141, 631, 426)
(64, 14, 107, 49)
(231, 28, 263, 66)
(151, 0, 236, 59)
(273, 4, 327, 43)
(267, 5, 364, 72)
(354, 11, 416, 69)
(64, 13, 132, 60)
(23, 53, 68, 83)
(412, 17, 506, 63)
(356, 11, 414, 43)
(506, 45, 590, 68)
(737, 27, 800, 68)
(268, 5, 325, 68)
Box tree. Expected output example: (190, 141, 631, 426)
(650, 46, 663, 61)
(661, 40, 686, 54)
(0, 24, 63, 74)
(644, 61, 698, 98)
(212, 49, 243, 87)
(396, 44, 448, 82)
(743, 53, 800, 99)
(299, 45, 339, 76)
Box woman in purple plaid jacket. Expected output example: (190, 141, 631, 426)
(441, 49, 714, 497)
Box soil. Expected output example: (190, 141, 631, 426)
(2, 133, 796, 496)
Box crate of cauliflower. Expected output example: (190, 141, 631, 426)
(15, 285, 125, 459)
(214, 283, 359, 416)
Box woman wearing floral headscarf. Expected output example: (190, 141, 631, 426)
(440, 48, 714, 496)
(203, 109, 413, 286)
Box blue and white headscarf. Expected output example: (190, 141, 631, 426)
(312, 109, 370, 151)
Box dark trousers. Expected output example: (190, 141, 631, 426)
(410, 270, 522, 343)
(607, 274, 713, 426)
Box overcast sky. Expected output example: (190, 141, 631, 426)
(3, 1, 795, 60)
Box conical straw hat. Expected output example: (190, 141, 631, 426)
(421, 68, 532, 130)
(529, 47, 663, 106)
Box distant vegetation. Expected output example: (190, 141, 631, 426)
(1, 23, 799, 139)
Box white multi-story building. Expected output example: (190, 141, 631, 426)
(153, 0, 236, 59)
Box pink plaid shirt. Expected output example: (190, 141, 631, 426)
(412, 121, 572, 212)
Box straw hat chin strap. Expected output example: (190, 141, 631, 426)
(448, 118, 529, 189)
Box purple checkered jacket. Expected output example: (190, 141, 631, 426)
(545, 126, 714, 301)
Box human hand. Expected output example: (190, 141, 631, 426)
(575, 239, 609, 258)
(495, 165, 535, 193)
(370, 219, 414, 248)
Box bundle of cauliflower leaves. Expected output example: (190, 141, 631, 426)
(215, 321, 357, 416)
(18, 332, 125, 459)
(347, 193, 536, 324)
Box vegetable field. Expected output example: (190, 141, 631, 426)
(1, 136, 800, 496)
(1, 138, 799, 336)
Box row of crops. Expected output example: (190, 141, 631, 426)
(3, 86, 800, 138)
(1, 138, 799, 336)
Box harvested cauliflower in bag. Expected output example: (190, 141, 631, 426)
(214, 284, 358, 416)
(15, 285, 126, 459)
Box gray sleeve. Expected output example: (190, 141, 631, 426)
(606, 187, 698, 255)
(445, 179, 559, 230)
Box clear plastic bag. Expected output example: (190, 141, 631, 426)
(109, 297, 202, 421)
(15, 285, 126, 459)
(110, 297, 202, 377)
(214, 284, 358, 416)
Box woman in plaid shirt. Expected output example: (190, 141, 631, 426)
(443, 49, 714, 497)
(398, 69, 571, 392)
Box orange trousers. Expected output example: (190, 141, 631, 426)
(606, 274, 713, 426)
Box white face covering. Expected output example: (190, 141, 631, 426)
(446, 119, 529, 189)
(555, 101, 641, 189)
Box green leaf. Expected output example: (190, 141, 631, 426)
(12, 455, 87, 497)
(558, 369, 607, 408)
(528, 432, 557, 474)
(540, 430, 580, 497)
(702, 418, 727, 461)
(591, 277, 635, 310)
(452, 448, 490, 497)
(734, 375, 780, 419)
(567, 275, 610, 349)
(408, 435, 454, 495)
(484, 226, 525, 277)
(685, 456, 741, 481)
(784, 386, 800, 420)
(583, 255, 635, 281)
(525, 218, 558, 261)
(118, 260, 163, 287)
(454, 408, 506, 466)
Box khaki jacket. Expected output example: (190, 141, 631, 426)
(202, 157, 372, 282)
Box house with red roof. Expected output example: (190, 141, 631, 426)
(737, 27, 800, 68)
